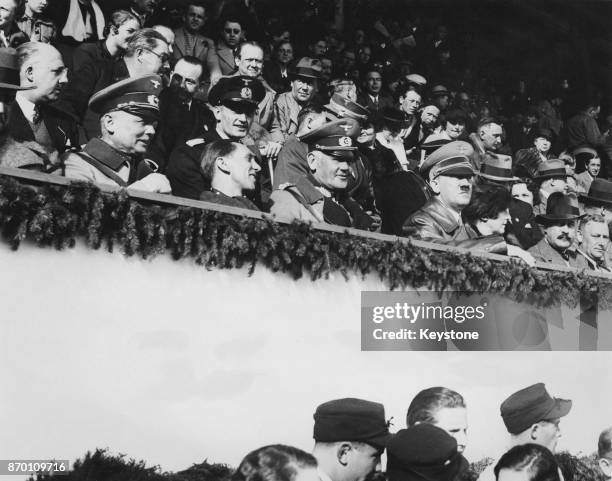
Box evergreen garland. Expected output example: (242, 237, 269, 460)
(1, 176, 611, 309)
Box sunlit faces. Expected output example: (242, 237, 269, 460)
(222, 21, 243, 48)
(399, 90, 421, 115)
(235, 44, 264, 78)
(140, 42, 170, 74)
(25, 0, 49, 15)
(213, 101, 256, 139)
(481, 208, 511, 235)
(497, 468, 532, 481)
(542, 177, 568, 195)
(112, 18, 140, 50)
(365, 71, 382, 95)
(420, 105, 440, 127)
(103, 110, 157, 155)
(445, 120, 465, 140)
(307, 150, 353, 191)
(432, 407, 468, 453)
(580, 219, 609, 261)
(511, 182, 534, 206)
(293, 467, 322, 481)
(587, 157, 601, 178)
(544, 220, 577, 251)
(217, 143, 261, 192)
(534, 136, 551, 154)
(184, 4, 206, 33)
(480, 123, 503, 150)
(291, 77, 316, 103)
(430, 174, 473, 211)
(171, 59, 203, 99)
(26, 48, 69, 102)
(534, 419, 562, 452)
(0, 0, 18, 28)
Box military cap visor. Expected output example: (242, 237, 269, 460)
(89, 75, 162, 118)
(208, 76, 266, 106)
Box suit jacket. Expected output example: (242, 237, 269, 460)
(214, 42, 236, 76)
(527, 238, 583, 268)
(270, 92, 302, 143)
(5, 101, 79, 161)
(575, 171, 595, 194)
(403, 197, 506, 252)
(356, 92, 394, 117)
(172, 28, 215, 65)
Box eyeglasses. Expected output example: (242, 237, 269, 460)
(224, 28, 241, 34)
(143, 48, 169, 64)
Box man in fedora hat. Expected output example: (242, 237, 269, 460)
(580, 178, 612, 224)
(477, 383, 572, 481)
(270, 57, 320, 143)
(312, 397, 390, 481)
(574, 146, 601, 194)
(387, 424, 468, 481)
(533, 159, 569, 216)
(63, 75, 170, 193)
(528, 192, 584, 267)
(166, 75, 265, 200)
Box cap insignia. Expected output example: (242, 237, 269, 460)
(147, 95, 159, 107)
(241, 87, 252, 99)
(339, 136, 352, 147)
(150, 79, 160, 89)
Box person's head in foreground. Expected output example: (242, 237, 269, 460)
(233, 444, 319, 481)
(494, 443, 560, 481)
(200, 140, 260, 197)
(599, 427, 612, 480)
(500, 383, 572, 453)
(387, 424, 468, 481)
(405, 386, 468, 454)
(312, 397, 390, 481)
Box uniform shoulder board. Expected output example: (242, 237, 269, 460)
(186, 138, 206, 147)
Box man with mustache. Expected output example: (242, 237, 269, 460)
(199, 139, 261, 210)
(63, 75, 171, 193)
(1, 42, 78, 172)
(166, 75, 265, 200)
(527, 192, 584, 267)
(270, 57, 320, 143)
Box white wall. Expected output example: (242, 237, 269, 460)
(0, 242, 610, 476)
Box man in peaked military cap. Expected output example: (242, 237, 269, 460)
(165, 75, 265, 200)
(312, 397, 390, 481)
(269, 118, 368, 227)
(477, 383, 571, 481)
(63, 74, 171, 193)
(387, 424, 468, 481)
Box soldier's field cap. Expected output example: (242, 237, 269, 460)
(0, 48, 33, 90)
(313, 398, 391, 448)
(533, 159, 568, 180)
(89, 74, 162, 120)
(387, 425, 468, 481)
(325, 93, 369, 121)
(301, 118, 360, 160)
(420, 140, 475, 179)
(208, 75, 265, 106)
(500, 383, 572, 434)
(290, 57, 322, 80)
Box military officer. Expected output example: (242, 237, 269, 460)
(62, 74, 171, 193)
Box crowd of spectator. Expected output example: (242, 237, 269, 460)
(0, 0, 611, 272)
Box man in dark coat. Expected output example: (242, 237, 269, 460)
(165, 75, 265, 200)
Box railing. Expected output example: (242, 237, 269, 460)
(1, 166, 611, 280)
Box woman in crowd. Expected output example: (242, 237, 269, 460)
(233, 445, 319, 481)
(511, 178, 539, 207)
(494, 443, 561, 481)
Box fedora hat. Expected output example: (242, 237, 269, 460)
(535, 192, 584, 224)
(501, 383, 572, 435)
(533, 159, 568, 180)
(479, 153, 519, 182)
(290, 57, 322, 80)
(579, 178, 612, 207)
(0, 48, 33, 90)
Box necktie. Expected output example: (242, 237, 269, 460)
(32, 105, 41, 125)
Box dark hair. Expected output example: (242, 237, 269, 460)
(103, 10, 139, 37)
(494, 444, 560, 481)
(233, 445, 317, 481)
(297, 103, 324, 129)
(445, 108, 467, 125)
(200, 140, 241, 182)
(178, 55, 203, 70)
(406, 387, 466, 427)
(125, 28, 167, 57)
(512, 178, 540, 206)
(185, 0, 208, 12)
(599, 427, 612, 459)
(463, 184, 511, 225)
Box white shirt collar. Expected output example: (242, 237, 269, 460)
(15, 91, 37, 123)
